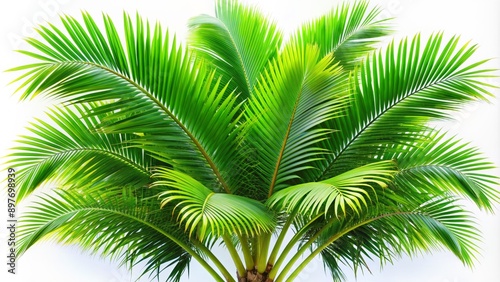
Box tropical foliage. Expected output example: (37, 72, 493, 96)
(6, 0, 499, 281)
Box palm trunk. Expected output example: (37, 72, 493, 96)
(237, 265, 274, 282)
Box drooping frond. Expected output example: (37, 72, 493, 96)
(17, 187, 197, 282)
(153, 168, 276, 241)
(10, 12, 242, 193)
(387, 131, 500, 210)
(245, 44, 349, 198)
(188, 0, 282, 101)
(317, 196, 481, 281)
(316, 33, 495, 180)
(289, 0, 391, 69)
(7, 103, 152, 200)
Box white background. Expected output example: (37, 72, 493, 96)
(0, 0, 499, 281)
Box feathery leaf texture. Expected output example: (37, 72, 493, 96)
(17, 187, 193, 282)
(8, 103, 152, 200)
(11, 11, 242, 193)
(268, 160, 396, 217)
(245, 44, 349, 197)
(188, 0, 282, 101)
(6, 0, 499, 281)
(290, 0, 392, 69)
(316, 33, 495, 180)
(318, 197, 479, 281)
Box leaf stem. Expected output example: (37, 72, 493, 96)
(256, 232, 272, 273)
(267, 211, 296, 266)
(267, 213, 323, 279)
(193, 239, 235, 282)
(274, 218, 340, 282)
(222, 234, 246, 278)
(239, 234, 255, 270)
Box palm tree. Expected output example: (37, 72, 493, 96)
(7, 0, 499, 281)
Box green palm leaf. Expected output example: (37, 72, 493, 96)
(389, 131, 500, 210)
(268, 160, 396, 217)
(289, 0, 391, 69)
(10, 12, 242, 193)
(17, 187, 196, 282)
(7, 103, 152, 200)
(153, 168, 276, 241)
(245, 44, 349, 198)
(188, 0, 282, 101)
(311, 196, 480, 282)
(6, 1, 499, 281)
(316, 33, 495, 180)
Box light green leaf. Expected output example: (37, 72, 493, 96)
(7, 103, 152, 200)
(390, 132, 500, 210)
(10, 12, 243, 193)
(268, 160, 396, 217)
(153, 168, 276, 240)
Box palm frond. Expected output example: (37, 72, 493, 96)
(316, 33, 495, 180)
(10, 12, 242, 193)
(188, 0, 282, 101)
(289, 0, 391, 70)
(17, 186, 194, 282)
(245, 44, 349, 198)
(316, 196, 480, 281)
(153, 168, 276, 241)
(7, 103, 152, 200)
(389, 131, 500, 210)
(268, 160, 396, 217)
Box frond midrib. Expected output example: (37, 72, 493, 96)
(323, 208, 472, 252)
(279, 204, 471, 281)
(332, 15, 389, 53)
(211, 16, 253, 95)
(400, 163, 482, 175)
(17, 146, 150, 177)
(267, 75, 307, 198)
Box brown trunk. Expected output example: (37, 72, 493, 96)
(237, 265, 274, 282)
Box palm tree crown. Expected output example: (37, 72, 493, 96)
(6, 0, 499, 281)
